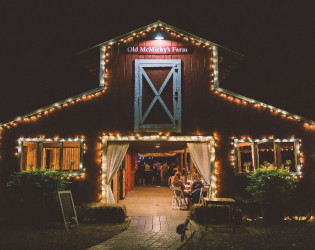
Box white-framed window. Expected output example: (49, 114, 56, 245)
(18, 138, 83, 172)
(134, 59, 182, 132)
(234, 138, 301, 174)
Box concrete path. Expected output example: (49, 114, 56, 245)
(88, 185, 192, 249)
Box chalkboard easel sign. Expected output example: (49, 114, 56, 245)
(58, 190, 78, 230)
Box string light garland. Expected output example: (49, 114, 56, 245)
(210, 66, 315, 129)
(212, 87, 315, 126)
(0, 87, 105, 130)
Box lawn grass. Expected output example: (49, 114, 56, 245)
(181, 219, 315, 250)
(0, 218, 130, 250)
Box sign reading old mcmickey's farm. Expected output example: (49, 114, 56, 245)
(1, 21, 315, 208)
(124, 43, 193, 54)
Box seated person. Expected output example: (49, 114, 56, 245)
(170, 171, 181, 185)
(172, 172, 190, 196)
(188, 174, 204, 204)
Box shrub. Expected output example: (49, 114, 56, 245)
(246, 168, 297, 223)
(234, 193, 262, 219)
(190, 204, 238, 224)
(77, 202, 126, 223)
(6, 170, 66, 222)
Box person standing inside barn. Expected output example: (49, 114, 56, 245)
(151, 163, 158, 185)
(144, 162, 151, 185)
(137, 161, 145, 185)
(161, 161, 169, 186)
(155, 161, 161, 185)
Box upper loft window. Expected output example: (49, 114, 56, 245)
(234, 138, 301, 174)
(18, 138, 83, 172)
(134, 59, 182, 132)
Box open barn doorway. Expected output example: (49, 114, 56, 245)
(101, 135, 215, 215)
(120, 141, 190, 216)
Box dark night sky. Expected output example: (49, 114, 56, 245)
(0, 1, 314, 123)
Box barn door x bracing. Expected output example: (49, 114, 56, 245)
(134, 59, 182, 132)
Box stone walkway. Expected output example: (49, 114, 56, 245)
(88, 216, 193, 249)
(88, 186, 193, 249)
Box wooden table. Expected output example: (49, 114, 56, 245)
(203, 197, 236, 232)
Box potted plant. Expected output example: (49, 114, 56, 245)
(246, 167, 296, 224)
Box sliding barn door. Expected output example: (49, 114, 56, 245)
(134, 59, 181, 132)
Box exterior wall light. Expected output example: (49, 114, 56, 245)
(154, 33, 164, 40)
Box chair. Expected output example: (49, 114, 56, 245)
(199, 186, 210, 204)
(172, 186, 189, 210)
(168, 176, 173, 186)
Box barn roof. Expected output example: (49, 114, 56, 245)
(1, 21, 315, 130)
(79, 21, 243, 55)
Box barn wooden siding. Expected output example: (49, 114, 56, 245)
(1, 36, 315, 203)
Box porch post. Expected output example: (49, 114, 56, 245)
(184, 148, 188, 182)
(254, 142, 259, 169)
(274, 142, 281, 168)
(59, 142, 63, 171)
(189, 154, 194, 173)
(180, 152, 183, 175)
(37, 142, 42, 170)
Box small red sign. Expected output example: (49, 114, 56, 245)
(124, 45, 193, 55)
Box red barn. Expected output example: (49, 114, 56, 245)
(1, 21, 315, 205)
